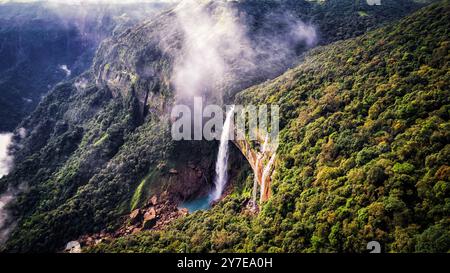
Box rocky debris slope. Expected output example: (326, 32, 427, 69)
(68, 192, 188, 251)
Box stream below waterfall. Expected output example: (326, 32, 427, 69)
(178, 195, 211, 213)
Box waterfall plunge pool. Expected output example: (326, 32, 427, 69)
(179, 106, 235, 213)
(179, 195, 211, 213)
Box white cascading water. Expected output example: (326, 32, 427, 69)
(210, 106, 235, 202)
(252, 135, 269, 204)
(260, 153, 276, 203)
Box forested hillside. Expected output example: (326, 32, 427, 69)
(90, 1, 450, 253)
(0, 0, 447, 253)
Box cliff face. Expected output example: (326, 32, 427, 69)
(93, 9, 180, 106)
(233, 137, 277, 203)
(0, 0, 433, 253)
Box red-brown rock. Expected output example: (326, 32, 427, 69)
(129, 209, 142, 224)
(142, 207, 157, 229)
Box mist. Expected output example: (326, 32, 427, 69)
(0, 133, 13, 179)
(171, 0, 318, 102)
(0, 133, 14, 247)
(0, 188, 16, 246)
(0, 130, 27, 246)
(0, 0, 179, 43)
(172, 0, 254, 100)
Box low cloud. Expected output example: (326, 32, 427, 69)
(171, 0, 317, 101)
(0, 188, 17, 246)
(0, 132, 15, 247)
(0, 133, 13, 179)
(172, 0, 254, 99)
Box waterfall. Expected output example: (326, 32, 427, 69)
(252, 160, 260, 204)
(252, 135, 269, 205)
(209, 106, 235, 202)
(260, 153, 276, 203)
(252, 175, 258, 203)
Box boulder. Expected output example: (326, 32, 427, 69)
(65, 241, 81, 253)
(129, 209, 142, 224)
(142, 207, 157, 229)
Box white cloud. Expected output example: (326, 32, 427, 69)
(171, 0, 317, 101)
(0, 188, 16, 245)
(59, 65, 72, 77)
(172, 0, 254, 98)
(0, 133, 13, 179)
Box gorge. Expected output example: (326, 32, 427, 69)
(0, 0, 447, 254)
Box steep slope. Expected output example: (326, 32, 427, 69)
(0, 1, 171, 131)
(89, 1, 449, 253)
(0, 0, 436, 252)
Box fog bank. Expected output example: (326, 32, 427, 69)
(0, 133, 13, 179)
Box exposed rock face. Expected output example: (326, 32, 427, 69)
(149, 196, 158, 206)
(163, 141, 217, 203)
(179, 208, 189, 216)
(93, 9, 180, 116)
(233, 136, 276, 202)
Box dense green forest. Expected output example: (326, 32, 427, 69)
(0, 0, 447, 253)
(89, 1, 450, 253)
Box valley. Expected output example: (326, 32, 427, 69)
(0, 0, 447, 254)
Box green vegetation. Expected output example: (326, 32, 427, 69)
(358, 11, 369, 17)
(0, 1, 171, 131)
(89, 1, 450, 253)
(0, 0, 446, 253)
(130, 169, 158, 211)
